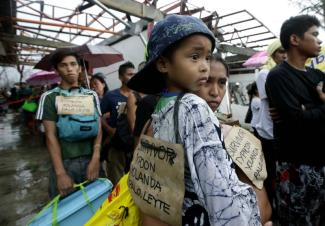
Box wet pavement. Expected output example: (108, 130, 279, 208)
(0, 112, 50, 226)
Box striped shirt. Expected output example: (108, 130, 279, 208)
(36, 87, 101, 120)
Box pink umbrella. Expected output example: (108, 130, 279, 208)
(26, 70, 61, 86)
(243, 51, 268, 68)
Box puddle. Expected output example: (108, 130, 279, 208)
(0, 112, 49, 226)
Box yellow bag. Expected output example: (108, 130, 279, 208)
(85, 174, 141, 226)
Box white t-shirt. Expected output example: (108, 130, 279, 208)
(251, 96, 261, 129)
(255, 69, 274, 139)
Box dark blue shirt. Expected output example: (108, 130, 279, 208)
(100, 89, 127, 128)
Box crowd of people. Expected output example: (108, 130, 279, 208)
(0, 82, 57, 134)
(2, 13, 323, 226)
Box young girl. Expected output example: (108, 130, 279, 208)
(128, 15, 261, 225)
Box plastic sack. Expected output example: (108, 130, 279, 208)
(22, 100, 38, 113)
(85, 173, 141, 226)
(28, 178, 112, 226)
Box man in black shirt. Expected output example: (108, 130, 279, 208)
(266, 15, 325, 225)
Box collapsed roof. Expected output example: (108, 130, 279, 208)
(0, 0, 277, 73)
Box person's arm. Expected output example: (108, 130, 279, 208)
(104, 120, 116, 137)
(87, 119, 102, 180)
(141, 213, 171, 226)
(256, 70, 268, 100)
(266, 70, 325, 124)
(101, 113, 116, 135)
(43, 120, 74, 196)
(251, 97, 261, 112)
(126, 92, 137, 133)
(254, 187, 272, 225)
(316, 81, 325, 103)
(236, 167, 272, 225)
(101, 112, 110, 130)
(100, 93, 116, 137)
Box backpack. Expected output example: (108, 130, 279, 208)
(53, 87, 100, 142)
(110, 92, 141, 152)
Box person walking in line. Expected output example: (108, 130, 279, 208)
(266, 15, 325, 225)
(100, 61, 135, 185)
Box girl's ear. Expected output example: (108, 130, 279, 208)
(290, 34, 300, 47)
(155, 57, 169, 73)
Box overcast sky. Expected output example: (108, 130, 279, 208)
(192, 0, 321, 38)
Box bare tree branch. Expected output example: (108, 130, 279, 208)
(290, 0, 325, 25)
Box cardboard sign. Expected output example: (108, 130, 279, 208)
(128, 134, 185, 226)
(56, 96, 94, 115)
(224, 126, 267, 189)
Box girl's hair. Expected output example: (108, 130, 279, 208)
(211, 53, 229, 77)
(247, 82, 258, 99)
(90, 73, 109, 94)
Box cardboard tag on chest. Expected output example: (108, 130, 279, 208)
(224, 126, 267, 189)
(56, 96, 94, 115)
(128, 134, 185, 226)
